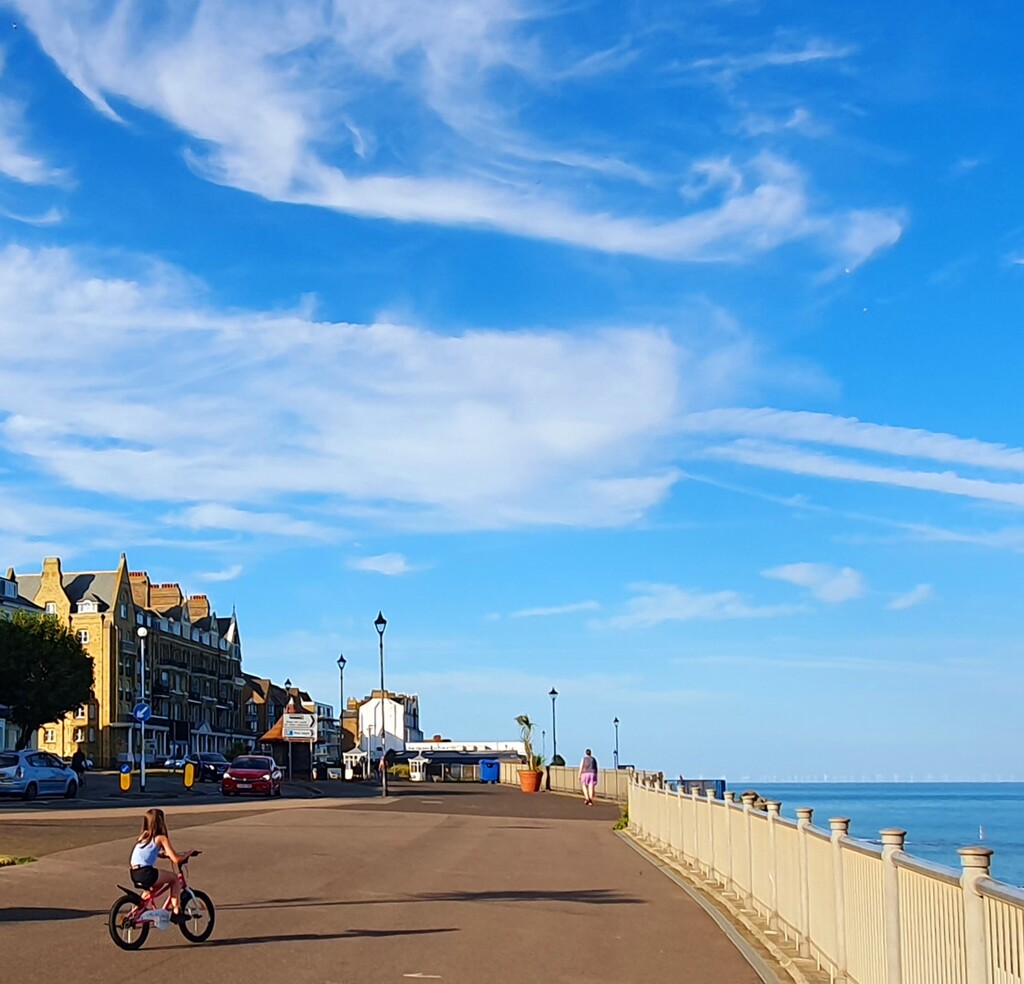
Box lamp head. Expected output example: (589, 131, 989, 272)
(284, 678, 292, 689)
(549, 687, 558, 698)
(614, 717, 619, 725)
(337, 653, 346, 669)
(136, 626, 148, 639)
(374, 611, 387, 636)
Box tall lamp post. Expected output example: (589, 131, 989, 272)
(613, 717, 620, 770)
(549, 687, 558, 763)
(374, 611, 388, 798)
(137, 626, 148, 792)
(336, 653, 346, 762)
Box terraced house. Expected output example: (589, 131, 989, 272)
(11, 554, 252, 767)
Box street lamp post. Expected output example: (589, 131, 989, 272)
(284, 679, 293, 781)
(374, 612, 388, 798)
(613, 717, 620, 770)
(549, 687, 558, 763)
(137, 626, 148, 792)
(541, 729, 546, 760)
(336, 654, 346, 763)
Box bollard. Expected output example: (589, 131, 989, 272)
(959, 845, 993, 984)
(830, 818, 851, 984)
(880, 829, 906, 984)
(796, 808, 813, 958)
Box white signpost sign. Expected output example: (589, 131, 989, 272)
(282, 712, 317, 741)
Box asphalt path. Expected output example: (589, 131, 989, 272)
(0, 784, 764, 983)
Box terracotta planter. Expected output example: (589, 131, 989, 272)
(519, 769, 543, 793)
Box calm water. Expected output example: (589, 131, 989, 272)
(748, 783, 1024, 887)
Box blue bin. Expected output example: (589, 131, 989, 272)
(479, 759, 500, 783)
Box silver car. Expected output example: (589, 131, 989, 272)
(0, 749, 79, 801)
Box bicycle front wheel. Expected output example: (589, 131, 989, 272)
(178, 889, 215, 942)
(108, 895, 149, 950)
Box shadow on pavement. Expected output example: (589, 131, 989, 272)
(220, 888, 642, 911)
(146, 927, 459, 949)
(0, 906, 106, 923)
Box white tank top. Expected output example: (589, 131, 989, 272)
(131, 838, 160, 867)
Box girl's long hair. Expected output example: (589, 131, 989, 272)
(137, 808, 168, 844)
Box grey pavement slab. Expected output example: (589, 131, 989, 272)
(0, 785, 764, 983)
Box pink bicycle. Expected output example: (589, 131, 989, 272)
(108, 851, 215, 949)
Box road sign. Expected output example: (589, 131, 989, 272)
(132, 702, 152, 723)
(282, 712, 317, 742)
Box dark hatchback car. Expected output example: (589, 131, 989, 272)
(184, 752, 230, 782)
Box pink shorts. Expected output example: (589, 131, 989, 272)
(581, 773, 598, 787)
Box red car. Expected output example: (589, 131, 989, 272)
(221, 755, 283, 797)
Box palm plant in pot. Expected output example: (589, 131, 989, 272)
(515, 714, 544, 792)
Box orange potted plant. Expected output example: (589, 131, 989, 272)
(515, 714, 543, 792)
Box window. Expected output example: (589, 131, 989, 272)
(77, 630, 89, 645)
(75, 705, 86, 720)
(89, 705, 95, 720)
(43, 728, 56, 744)
(45, 602, 57, 615)
(88, 728, 95, 741)
(120, 603, 127, 618)
(73, 727, 85, 743)
(77, 600, 97, 614)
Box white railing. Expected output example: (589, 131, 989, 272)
(628, 779, 1024, 984)
(498, 760, 640, 800)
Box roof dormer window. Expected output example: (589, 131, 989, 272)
(77, 600, 98, 614)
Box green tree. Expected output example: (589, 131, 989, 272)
(0, 612, 93, 750)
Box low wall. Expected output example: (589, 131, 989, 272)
(498, 760, 636, 802)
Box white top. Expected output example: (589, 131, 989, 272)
(131, 838, 160, 868)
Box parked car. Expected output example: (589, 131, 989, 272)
(184, 752, 229, 782)
(0, 750, 79, 801)
(163, 754, 188, 769)
(221, 755, 283, 797)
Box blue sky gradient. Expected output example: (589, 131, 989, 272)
(1, 1, 1023, 779)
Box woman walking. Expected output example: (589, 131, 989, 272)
(578, 748, 598, 805)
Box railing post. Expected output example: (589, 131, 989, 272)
(830, 817, 850, 984)
(676, 782, 685, 862)
(723, 792, 737, 895)
(742, 792, 757, 910)
(706, 789, 718, 885)
(959, 845, 993, 984)
(690, 788, 700, 870)
(766, 801, 781, 931)
(796, 807, 813, 958)
(880, 828, 905, 984)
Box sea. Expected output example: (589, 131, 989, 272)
(742, 782, 1024, 888)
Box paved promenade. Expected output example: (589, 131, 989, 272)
(0, 783, 767, 983)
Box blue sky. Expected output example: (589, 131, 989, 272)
(1, 1, 1023, 780)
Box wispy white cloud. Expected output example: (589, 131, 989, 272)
(690, 39, 856, 85)
(762, 562, 865, 603)
(604, 583, 805, 629)
(11, 3, 901, 268)
(0, 206, 65, 226)
(347, 553, 415, 576)
(0, 52, 63, 185)
(510, 600, 600, 618)
(200, 563, 243, 583)
(887, 584, 932, 611)
(0, 244, 727, 532)
(166, 504, 329, 539)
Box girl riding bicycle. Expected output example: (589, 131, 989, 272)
(129, 808, 193, 921)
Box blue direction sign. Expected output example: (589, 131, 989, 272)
(132, 701, 152, 723)
(120, 763, 132, 775)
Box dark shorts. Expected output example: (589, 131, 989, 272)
(130, 865, 159, 890)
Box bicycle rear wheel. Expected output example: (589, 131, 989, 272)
(178, 888, 215, 942)
(108, 895, 150, 950)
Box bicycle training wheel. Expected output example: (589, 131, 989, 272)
(178, 889, 215, 942)
(108, 895, 150, 950)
